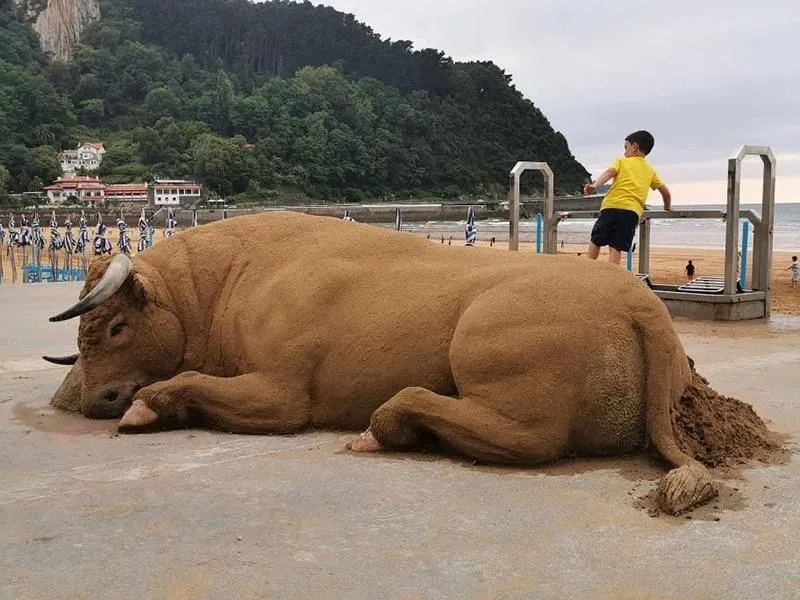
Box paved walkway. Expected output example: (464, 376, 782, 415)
(1, 283, 798, 599)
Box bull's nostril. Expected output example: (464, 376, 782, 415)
(103, 389, 119, 403)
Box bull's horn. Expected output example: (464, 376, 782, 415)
(49, 254, 133, 322)
(42, 353, 80, 365)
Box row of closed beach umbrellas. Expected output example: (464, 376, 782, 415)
(1, 204, 476, 283)
(0, 207, 188, 284)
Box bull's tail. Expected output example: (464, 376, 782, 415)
(638, 307, 717, 515)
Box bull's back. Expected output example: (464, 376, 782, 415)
(151, 212, 669, 431)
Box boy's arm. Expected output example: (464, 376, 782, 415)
(657, 184, 672, 211)
(583, 168, 617, 195)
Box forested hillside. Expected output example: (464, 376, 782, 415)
(0, 0, 590, 203)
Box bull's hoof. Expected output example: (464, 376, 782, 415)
(657, 462, 717, 515)
(345, 428, 383, 453)
(118, 399, 159, 433)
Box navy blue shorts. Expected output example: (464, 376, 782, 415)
(590, 209, 639, 252)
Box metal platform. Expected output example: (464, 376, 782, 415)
(677, 276, 725, 294)
(676, 276, 745, 294)
(508, 144, 777, 321)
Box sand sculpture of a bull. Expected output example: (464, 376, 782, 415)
(44, 211, 715, 515)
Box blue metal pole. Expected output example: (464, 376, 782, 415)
(626, 247, 633, 272)
(740, 220, 749, 289)
(536, 213, 543, 254)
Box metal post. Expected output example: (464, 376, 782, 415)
(536, 213, 543, 254)
(724, 158, 741, 296)
(543, 167, 555, 254)
(638, 218, 651, 275)
(727, 145, 775, 314)
(755, 151, 776, 314)
(740, 220, 749, 290)
(626, 247, 633, 272)
(508, 162, 554, 253)
(508, 173, 519, 251)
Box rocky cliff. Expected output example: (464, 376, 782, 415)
(14, 0, 99, 61)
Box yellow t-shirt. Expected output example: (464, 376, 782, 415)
(601, 156, 664, 217)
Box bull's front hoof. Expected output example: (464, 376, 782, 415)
(118, 399, 160, 433)
(657, 462, 718, 516)
(345, 428, 383, 453)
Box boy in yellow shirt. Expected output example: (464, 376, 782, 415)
(583, 130, 672, 265)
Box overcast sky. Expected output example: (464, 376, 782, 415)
(313, 0, 800, 204)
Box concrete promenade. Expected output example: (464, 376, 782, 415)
(1, 282, 798, 599)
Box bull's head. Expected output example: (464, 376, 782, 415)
(43, 254, 186, 419)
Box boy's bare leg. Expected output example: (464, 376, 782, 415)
(608, 247, 622, 264)
(587, 242, 601, 259)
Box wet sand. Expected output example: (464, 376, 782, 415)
(428, 237, 800, 316)
(1, 281, 799, 598)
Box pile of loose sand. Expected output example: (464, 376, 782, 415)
(671, 357, 785, 468)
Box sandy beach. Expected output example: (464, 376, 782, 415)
(3, 223, 799, 315)
(425, 237, 800, 315)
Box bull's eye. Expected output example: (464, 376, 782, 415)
(109, 322, 126, 337)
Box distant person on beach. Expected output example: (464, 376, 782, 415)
(583, 130, 672, 265)
(685, 259, 695, 281)
(786, 255, 799, 287)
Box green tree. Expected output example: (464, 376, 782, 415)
(30, 145, 63, 186)
(78, 98, 106, 125)
(211, 70, 234, 135)
(143, 86, 182, 123)
(0, 164, 9, 196)
(192, 133, 258, 196)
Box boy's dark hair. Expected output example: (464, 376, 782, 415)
(626, 130, 655, 155)
(793, 256, 798, 261)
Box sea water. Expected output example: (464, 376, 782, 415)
(395, 203, 800, 252)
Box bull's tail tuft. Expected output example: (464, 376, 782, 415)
(638, 312, 717, 515)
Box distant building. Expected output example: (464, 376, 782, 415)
(59, 142, 106, 175)
(148, 179, 202, 207)
(105, 183, 149, 208)
(43, 175, 203, 208)
(44, 176, 106, 206)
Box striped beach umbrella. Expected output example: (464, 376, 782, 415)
(63, 215, 76, 280)
(48, 210, 63, 279)
(165, 208, 177, 238)
(394, 207, 402, 232)
(6, 214, 19, 283)
(116, 210, 132, 255)
(19, 213, 30, 266)
(31, 213, 44, 277)
(93, 213, 112, 255)
(137, 208, 151, 252)
(465, 206, 477, 247)
(77, 211, 89, 276)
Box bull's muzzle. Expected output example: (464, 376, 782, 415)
(83, 384, 139, 419)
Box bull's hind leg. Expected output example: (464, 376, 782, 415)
(118, 371, 311, 434)
(348, 386, 569, 465)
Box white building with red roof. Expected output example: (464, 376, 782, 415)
(43, 176, 202, 208)
(44, 176, 106, 206)
(105, 183, 149, 207)
(59, 142, 106, 175)
(148, 179, 203, 207)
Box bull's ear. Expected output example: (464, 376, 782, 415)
(131, 273, 155, 307)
